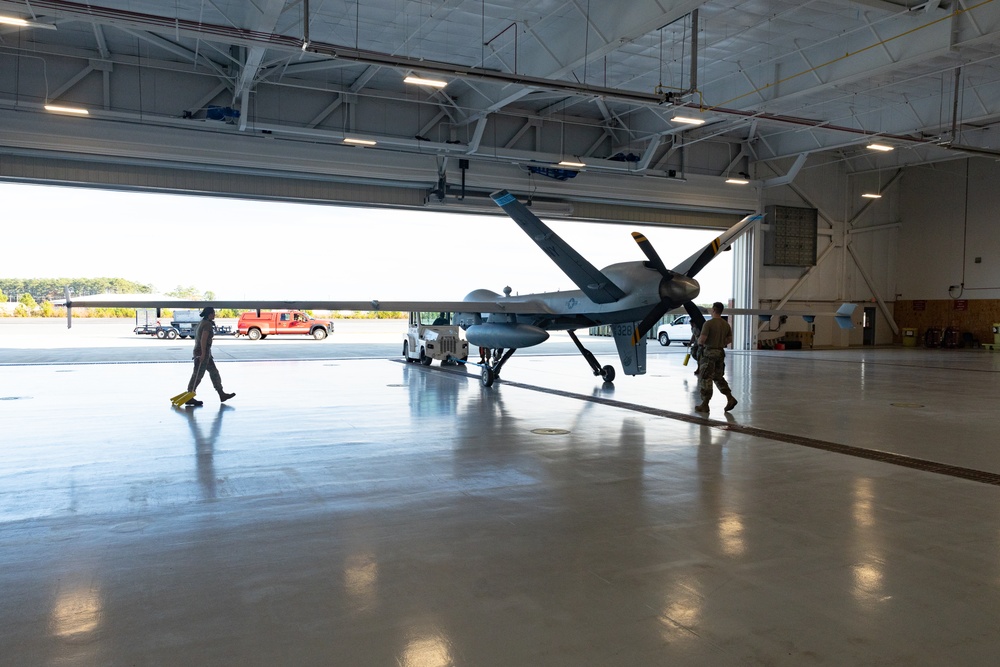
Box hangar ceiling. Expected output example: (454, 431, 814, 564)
(2, 0, 1000, 220)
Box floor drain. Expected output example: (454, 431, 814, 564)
(531, 428, 570, 435)
(0, 396, 31, 401)
(891, 402, 925, 408)
(386, 383, 407, 387)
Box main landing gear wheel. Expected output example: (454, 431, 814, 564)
(481, 366, 495, 388)
(601, 365, 616, 383)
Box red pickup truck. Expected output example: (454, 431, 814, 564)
(237, 310, 334, 340)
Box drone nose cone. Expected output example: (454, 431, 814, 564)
(660, 275, 699, 303)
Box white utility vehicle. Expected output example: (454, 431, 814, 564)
(656, 315, 694, 346)
(403, 312, 470, 365)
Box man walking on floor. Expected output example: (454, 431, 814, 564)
(185, 307, 236, 407)
(695, 301, 738, 414)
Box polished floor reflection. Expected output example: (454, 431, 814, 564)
(3, 346, 1000, 665)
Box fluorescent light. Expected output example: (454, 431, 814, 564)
(861, 193, 882, 199)
(558, 160, 586, 168)
(343, 137, 376, 146)
(725, 178, 750, 185)
(404, 75, 448, 88)
(671, 115, 706, 125)
(867, 143, 894, 152)
(44, 104, 89, 115)
(0, 15, 56, 29)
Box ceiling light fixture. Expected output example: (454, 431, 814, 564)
(557, 160, 586, 168)
(0, 15, 56, 29)
(725, 178, 750, 185)
(343, 137, 377, 146)
(671, 115, 706, 125)
(44, 104, 89, 115)
(404, 75, 448, 88)
(861, 193, 882, 199)
(867, 143, 894, 152)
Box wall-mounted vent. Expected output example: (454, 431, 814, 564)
(763, 205, 817, 267)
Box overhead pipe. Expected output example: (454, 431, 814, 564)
(301, 0, 309, 51)
(689, 9, 698, 94)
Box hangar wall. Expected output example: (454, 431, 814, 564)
(753, 155, 899, 347)
(893, 158, 1000, 344)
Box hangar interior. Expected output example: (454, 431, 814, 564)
(4, 1, 1000, 665)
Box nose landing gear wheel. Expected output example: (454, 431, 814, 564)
(600, 365, 616, 383)
(481, 366, 495, 387)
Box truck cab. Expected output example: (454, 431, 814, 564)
(403, 311, 469, 365)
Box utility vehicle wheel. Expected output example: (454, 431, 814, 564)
(313, 328, 328, 340)
(601, 365, 616, 383)
(658, 332, 670, 346)
(420, 349, 432, 366)
(481, 366, 495, 388)
(248, 328, 262, 341)
(403, 340, 411, 361)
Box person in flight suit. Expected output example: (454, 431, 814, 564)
(184, 307, 236, 407)
(695, 302, 738, 414)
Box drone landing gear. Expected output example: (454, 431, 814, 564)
(567, 330, 616, 383)
(480, 348, 516, 387)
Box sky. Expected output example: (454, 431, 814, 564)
(3, 182, 733, 303)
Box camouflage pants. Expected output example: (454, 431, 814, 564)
(698, 348, 731, 402)
(188, 355, 224, 395)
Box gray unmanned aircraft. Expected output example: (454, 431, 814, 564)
(63, 189, 854, 387)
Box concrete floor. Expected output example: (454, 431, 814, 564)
(3, 322, 1000, 665)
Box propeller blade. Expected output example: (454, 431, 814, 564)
(683, 301, 707, 331)
(631, 232, 675, 278)
(672, 213, 762, 278)
(630, 300, 671, 346)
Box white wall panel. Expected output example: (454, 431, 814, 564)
(897, 161, 998, 300)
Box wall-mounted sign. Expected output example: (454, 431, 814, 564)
(913, 300, 926, 311)
(954, 299, 968, 311)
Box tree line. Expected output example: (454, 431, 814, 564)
(1, 278, 154, 303)
(0, 278, 404, 319)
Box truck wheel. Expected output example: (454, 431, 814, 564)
(312, 328, 328, 340)
(658, 332, 670, 346)
(155, 329, 166, 339)
(167, 329, 178, 339)
(420, 349, 432, 366)
(248, 328, 262, 341)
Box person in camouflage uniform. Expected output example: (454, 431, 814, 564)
(695, 302, 738, 414)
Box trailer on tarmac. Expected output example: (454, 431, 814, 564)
(133, 308, 179, 339)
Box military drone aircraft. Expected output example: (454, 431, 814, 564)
(63, 189, 854, 387)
